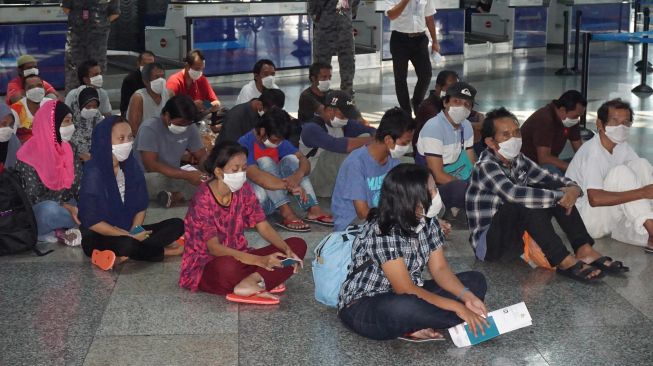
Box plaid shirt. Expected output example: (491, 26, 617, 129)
(465, 149, 579, 250)
(337, 218, 445, 310)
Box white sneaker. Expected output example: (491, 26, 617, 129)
(57, 228, 82, 247)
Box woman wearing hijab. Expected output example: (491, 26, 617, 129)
(0, 104, 21, 173)
(71, 87, 103, 161)
(15, 100, 83, 245)
(78, 116, 185, 270)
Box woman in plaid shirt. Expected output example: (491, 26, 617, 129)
(338, 164, 489, 342)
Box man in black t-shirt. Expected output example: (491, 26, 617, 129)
(298, 62, 332, 123)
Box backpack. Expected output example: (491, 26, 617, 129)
(0, 170, 52, 256)
(312, 225, 371, 307)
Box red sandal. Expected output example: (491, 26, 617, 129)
(226, 292, 280, 305)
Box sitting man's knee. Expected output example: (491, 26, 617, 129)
(256, 156, 278, 170)
(459, 271, 487, 298)
(286, 237, 308, 258)
(627, 157, 653, 173)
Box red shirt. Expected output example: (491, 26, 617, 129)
(5, 77, 56, 105)
(166, 70, 218, 102)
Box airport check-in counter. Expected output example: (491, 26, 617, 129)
(547, 0, 631, 46)
(0, 3, 67, 94)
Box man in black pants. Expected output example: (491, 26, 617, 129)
(386, 0, 439, 116)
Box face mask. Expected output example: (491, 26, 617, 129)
(440, 90, 447, 98)
(26, 87, 45, 103)
(562, 117, 579, 128)
(168, 124, 188, 134)
(150, 78, 166, 95)
(139, 66, 144, 72)
(89, 75, 103, 88)
(258, 110, 265, 117)
(390, 142, 410, 158)
(425, 191, 444, 218)
(415, 217, 427, 233)
(261, 75, 276, 89)
(447, 105, 471, 125)
(0, 127, 14, 142)
(23, 68, 39, 77)
(222, 171, 247, 192)
(59, 124, 75, 142)
(497, 137, 522, 160)
(112, 141, 133, 162)
(188, 68, 203, 81)
(263, 138, 279, 149)
(317, 80, 330, 92)
(605, 125, 630, 144)
(330, 116, 348, 128)
(80, 108, 98, 120)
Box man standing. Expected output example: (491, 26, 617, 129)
(61, 0, 120, 93)
(386, 0, 439, 116)
(308, 0, 355, 95)
(120, 51, 156, 115)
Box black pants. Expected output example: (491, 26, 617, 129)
(390, 31, 433, 115)
(81, 218, 184, 262)
(485, 203, 594, 266)
(338, 271, 487, 340)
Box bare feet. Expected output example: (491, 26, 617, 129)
(278, 204, 310, 230)
(164, 242, 184, 256)
(575, 244, 612, 266)
(400, 328, 444, 342)
(558, 255, 602, 280)
(306, 206, 334, 223)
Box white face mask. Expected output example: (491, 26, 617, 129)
(59, 124, 75, 142)
(447, 105, 471, 125)
(0, 127, 14, 142)
(139, 65, 144, 72)
(330, 116, 348, 128)
(150, 78, 166, 95)
(317, 80, 330, 92)
(604, 125, 630, 144)
(222, 171, 247, 192)
(26, 87, 45, 103)
(187, 68, 203, 81)
(440, 90, 447, 98)
(89, 75, 103, 88)
(390, 142, 410, 159)
(80, 108, 98, 120)
(112, 141, 133, 162)
(168, 123, 188, 134)
(425, 191, 444, 218)
(497, 137, 522, 160)
(258, 110, 265, 117)
(562, 117, 579, 128)
(23, 68, 39, 77)
(263, 138, 279, 149)
(261, 75, 276, 89)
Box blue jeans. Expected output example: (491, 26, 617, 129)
(32, 200, 77, 236)
(338, 271, 487, 340)
(250, 155, 318, 215)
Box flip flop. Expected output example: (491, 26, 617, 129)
(397, 333, 445, 343)
(275, 219, 311, 233)
(226, 292, 280, 305)
(587, 256, 629, 274)
(556, 261, 604, 283)
(304, 215, 335, 227)
(269, 283, 286, 294)
(645, 246, 653, 254)
(91, 249, 116, 271)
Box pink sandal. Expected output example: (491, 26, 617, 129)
(269, 283, 286, 294)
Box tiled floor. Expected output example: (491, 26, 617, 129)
(2, 43, 653, 366)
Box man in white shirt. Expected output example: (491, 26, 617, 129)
(235, 59, 279, 105)
(566, 99, 653, 253)
(65, 59, 112, 117)
(386, 0, 439, 116)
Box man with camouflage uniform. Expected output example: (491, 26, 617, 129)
(61, 1, 120, 93)
(308, 0, 355, 96)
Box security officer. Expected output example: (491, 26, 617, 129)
(61, 0, 120, 93)
(308, 0, 355, 96)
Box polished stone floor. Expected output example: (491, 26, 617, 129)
(2, 43, 653, 366)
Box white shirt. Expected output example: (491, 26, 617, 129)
(566, 134, 639, 210)
(116, 168, 126, 203)
(235, 80, 261, 105)
(385, 0, 437, 34)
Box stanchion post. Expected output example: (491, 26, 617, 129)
(556, 11, 575, 75)
(633, 7, 653, 93)
(572, 10, 582, 73)
(580, 32, 591, 130)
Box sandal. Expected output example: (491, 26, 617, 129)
(556, 261, 604, 283)
(226, 292, 280, 305)
(269, 283, 286, 294)
(304, 215, 335, 227)
(275, 219, 311, 233)
(91, 249, 116, 271)
(398, 330, 445, 343)
(587, 256, 629, 274)
(645, 246, 653, 254)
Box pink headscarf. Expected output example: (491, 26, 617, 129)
(16, 100, 75, 191)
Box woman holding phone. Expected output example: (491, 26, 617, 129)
(338, 164, 489, 341)
(179, 141, 307, 305)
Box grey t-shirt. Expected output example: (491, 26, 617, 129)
(134, 117, 203, 170)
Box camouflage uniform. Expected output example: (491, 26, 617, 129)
(62, 0, 120, 93)
(308, 0, 355, 95)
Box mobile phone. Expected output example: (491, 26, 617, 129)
(280, 258, 299, 267)
(130, 226, 145, 235)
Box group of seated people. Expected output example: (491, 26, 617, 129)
(2, 50, 652, 342)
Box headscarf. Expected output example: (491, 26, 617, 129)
(16, 100, 75, 190)
(78, 116, 148, 230)
(0, 104, 14, 163)
(78, 87, 100, 109)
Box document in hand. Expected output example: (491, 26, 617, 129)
(181, 164, 198, 172)
(448, 302, 532, 347)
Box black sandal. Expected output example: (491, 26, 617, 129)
(556, 261, 604, 283)
(588, 256, 629, 274)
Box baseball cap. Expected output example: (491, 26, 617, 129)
(17, 55, 37, 67)
(446, 82, 477, 102)
(325, 90, 360, 119)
